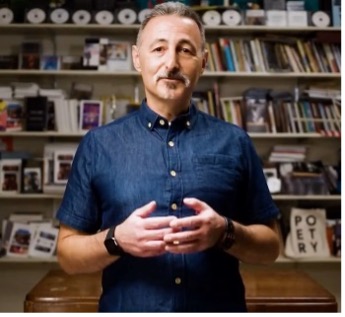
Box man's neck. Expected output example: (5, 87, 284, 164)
(146, 98, 190, 122)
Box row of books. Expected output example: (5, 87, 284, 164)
(0, 39, 133, 72)
(0, 89, 340, 136)
(193, 88, 341, 136)
(0, 207, 340, 260)
(0, 143, 78, 195)
(1, 212, 58, 258)
(263, 157, 340, 196)
(208, 36, 341, 73)
(0, 142, 340, 197)
(0, 34, 341, 74)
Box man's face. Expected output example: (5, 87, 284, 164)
(132, 14, 207, 106)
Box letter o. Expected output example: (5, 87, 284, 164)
(306, 215, 316, 226)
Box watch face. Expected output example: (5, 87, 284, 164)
(104, 227, 125, 256)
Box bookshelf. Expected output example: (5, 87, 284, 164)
(0, 21, 340, 310)
(0, 70, 340, 78)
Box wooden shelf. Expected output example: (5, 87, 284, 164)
(203, 72, 341, 79)
(0, 131, 86, 137)
(0, 256, 58, 263)
(276, 255, 341, 263)
(272, 195, 341, 201)
(0, 70, 340, 79)
(0, 193, 62, 199)
(0, 23, 340, 34)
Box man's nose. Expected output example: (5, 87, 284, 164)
(164, 49, 179, 71)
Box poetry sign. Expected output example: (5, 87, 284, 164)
(285, 208, 330, 258)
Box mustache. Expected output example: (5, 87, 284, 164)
(155, 71, 190, 87)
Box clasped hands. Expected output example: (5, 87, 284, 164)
(115, 197, 226, 257)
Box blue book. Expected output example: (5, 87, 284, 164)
(332, 0, 341, 26)
(224, 42, 235, 72)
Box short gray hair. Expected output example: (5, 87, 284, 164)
(136, 2, 205, 50)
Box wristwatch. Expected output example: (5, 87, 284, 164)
(104, 225, 126, 256)
(218, 217, 236, 250)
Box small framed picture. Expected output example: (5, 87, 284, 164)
(79, 100, 103, 132)
(54, 150, 75, 184)
(263, 167, 281, 194)
(23, 167, 42, 193)
(245, 98, 269, 133)
(6, 99, 24, 132)
(28, 223, 59, 257)
(41, 55, 60, 70)
(0, 159, 21, 194)
(106, 41, 132, 71)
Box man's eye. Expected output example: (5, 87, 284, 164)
(153, 47, 164, 52)
(180, 47, 192, 54)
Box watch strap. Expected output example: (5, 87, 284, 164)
(218, 217, 236, 250)
(104, 225, 126, 256)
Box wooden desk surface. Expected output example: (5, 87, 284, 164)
(24, 267, 337, 312)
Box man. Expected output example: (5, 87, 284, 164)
(56, 2, 280, 312)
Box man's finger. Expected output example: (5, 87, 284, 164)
(144, 216, 177, 229)
(133, 201, 157, 218)
(169, 215, 202, 229)
(183, 197, 209, 213)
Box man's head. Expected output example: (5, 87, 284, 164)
(136, 2, 206, 51)
(132, 2, 208, 116)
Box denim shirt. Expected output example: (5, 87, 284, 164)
(56, 100, 279, 312)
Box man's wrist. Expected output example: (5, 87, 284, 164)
(217, 217, 236, 251)
(104, 225, 126, 256)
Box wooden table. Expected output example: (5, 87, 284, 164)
(24, 267, 337, 312)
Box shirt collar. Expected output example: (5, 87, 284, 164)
(139, 99, 197, 131)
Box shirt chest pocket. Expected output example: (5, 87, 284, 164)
(192, 154, 241, 195)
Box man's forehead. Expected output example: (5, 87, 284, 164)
(141, 15, 201, 43)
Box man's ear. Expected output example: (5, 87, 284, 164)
(200, 50, 208, 75)
(132, 45, 141, 72)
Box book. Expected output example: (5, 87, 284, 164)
(0, 99, 7, 131)
(0, 159, 22, 194)
(331, 0, 341, 26)
(0, 55, 18, 69)
(40, 55, 60, 70)
(79, 100, 103, 132)
(20, 42, 41, 70)
(21, 158, 44, 193)
(106, 40, 132, 71)
(83, 38, 101, 70)
(43, 143, 78, 194)
(25, 96, 48, 131)
(6, 222, 34, 257)
(243, 89, 270, 133)
(6, 99, 24, 132)
(60, 56, 82, 70)
(28, 222, 58, 257)
(53, 150, 75, 185)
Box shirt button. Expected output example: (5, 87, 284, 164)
(159, 119, 165, 126)
(171, 203, 178, 210)
(170, 170, 177, 177)
(147, 122, 152, 128)
(175, 277, 182, 285)
(168, 141, 174, 147)
(186, 121, 190, 127)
